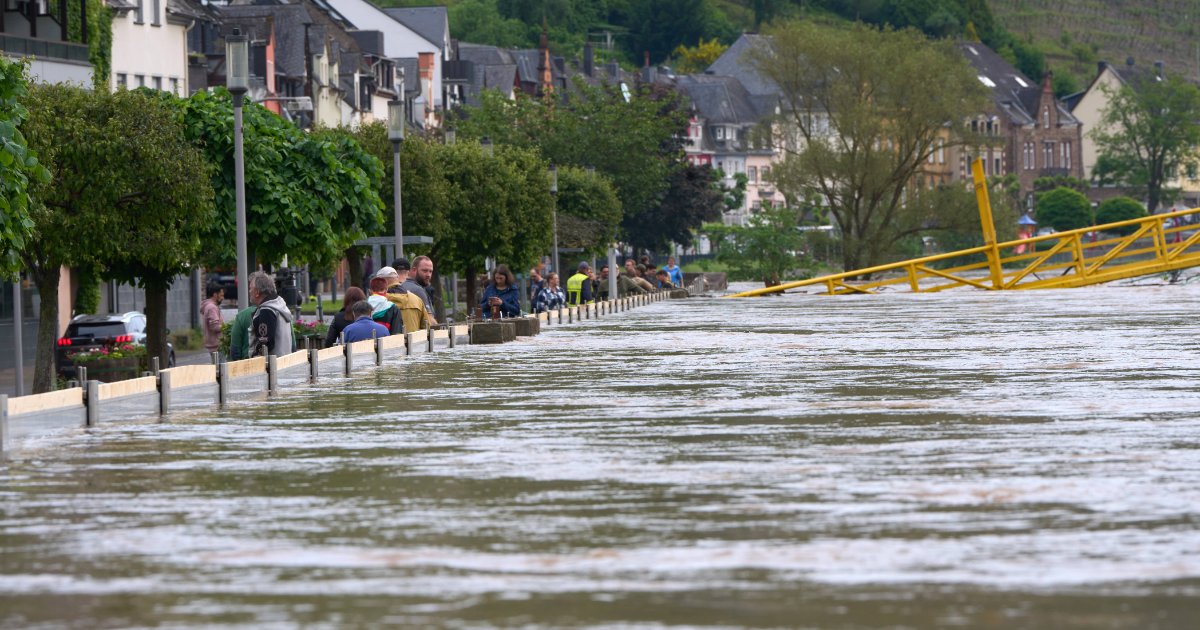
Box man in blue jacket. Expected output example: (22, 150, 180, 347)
(342, 301, 390, 343)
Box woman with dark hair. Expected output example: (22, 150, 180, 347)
(324, 286, 368, 347)
(480, 264, 522, 318)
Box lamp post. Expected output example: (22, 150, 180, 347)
(445, 125, 455, 146)
(586, 164, 595, 177)
(480, 136, 493, 157)
(388, 97, 404, 259)
(549, 164, 558, 276)
(226, 27, 250, 308)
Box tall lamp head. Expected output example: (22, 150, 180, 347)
(480, 136, 493, 157)
(548, 164, 558, 194)
(225, 28, 249, 97)
(388, 99, 405, 143)
(445, 125, 456, 146)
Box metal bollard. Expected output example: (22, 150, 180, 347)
(211, 351, 219, 365)
(1, 394, 9, 452)
(405, 332, 414, 356)
(375, 336, 384, 365)
(77, 366, 87, 384)
(428, 330, 436, 353)
(267, 355, 278, 393)
(86, 380, 99, 426)
(159, 369, 171, 415)
(308, 348, 319, 382)
(344, 342, 353, 376)
(151, 356, 159, 374)
(217, 362, 229, 405)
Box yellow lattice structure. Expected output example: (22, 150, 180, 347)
(726, 158, 1200, 297)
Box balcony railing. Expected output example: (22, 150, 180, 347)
(442, 59, 474, 85)
(0, 33, 89, 63)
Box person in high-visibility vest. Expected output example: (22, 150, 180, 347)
(566, 261, 594, 306)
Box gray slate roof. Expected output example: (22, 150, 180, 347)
(676, 74, 761, 124)
(382, 6, 447, 49)
(959, 42, 1081, 126)
(706, 34, 775, 98)
(219, 4, 313, 79)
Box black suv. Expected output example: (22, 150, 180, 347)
(56, 312, 175, 378)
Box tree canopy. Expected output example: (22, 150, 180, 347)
(743, 20, 992, 273)
(158, 88, 385, 271)
(1091, 73, 1200, 213)
(553, 165, 623, 257)
(1036, 187, 1093, 232)
(1094, 196, 1147, 235)
(23, 85, 214, 391)
(0, 57, 48, 276)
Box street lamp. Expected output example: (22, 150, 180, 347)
(586, 164, 595, 177)
(445, 125, 456, 146)
(480, 136, 493, 157)
(388, 97, 404, 259)
(549, 163, 558, 277)
(226, 27, 250, 308)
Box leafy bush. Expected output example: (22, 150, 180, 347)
(1036, 187, 1093, 232)
(1095, 197, 1147, 235)
(705, 206, 817, 282)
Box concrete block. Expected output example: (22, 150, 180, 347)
(513, 317, 540, 337)
(471, 322, 510, 344)
(669, 289, 689, 299)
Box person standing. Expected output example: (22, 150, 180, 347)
(201, 282, 224, 355)
(532, 272, 566, 312)
(248, 271, 295, 358)
(481, 264, 522, 318)
(664, 256, 683, 286)
(528, 267, 545, 303)
(392, 257, 436, 326)
(380, 267, 430, 333)
(407, 255, 439, 327)
(566, 261, 594, 306)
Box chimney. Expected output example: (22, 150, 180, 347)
(605, 61, 619, 77)
(537, 22, 552, 95)
(583, 43, 594, 77)
(1155, 60, 1164, 77)
(1097, 60, 1107, 76)
(1042, 69, 1053, 94)
(642, 65, 656, 84)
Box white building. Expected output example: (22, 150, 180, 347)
(109, 0, 209, 94)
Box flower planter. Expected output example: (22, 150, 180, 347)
(75, 357, 141, 383)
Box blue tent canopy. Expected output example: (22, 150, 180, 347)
(1017, 215, 1038, 225)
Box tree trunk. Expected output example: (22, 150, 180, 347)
(345, 247, 364, 289)
(28, 263, 60, 393)
(143, 282, 169, 370)
(429, 267, 446, 323)
(464, 265, 478, 318)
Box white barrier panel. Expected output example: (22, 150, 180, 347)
(407, 329, 429, 355)
(347, 339, 378, 372)
(451, 324, 470, 348)
(314, 346, 346, 377)
(96, 375, 160, 420)
(379, 334, 407, 360)
(274, 350, 311, 386)
(161, 364, 218, 408)
(432, 329, 450, 350)
(1, 389, 87, 448)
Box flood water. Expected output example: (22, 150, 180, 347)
(2, 284, 1200, 629)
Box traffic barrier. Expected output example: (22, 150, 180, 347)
(2, 291, 671, 452)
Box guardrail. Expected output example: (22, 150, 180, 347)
(0, 292, 673, 451)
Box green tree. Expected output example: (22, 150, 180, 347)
(742, 20, 992, 274)
(1035, 187, 1093, 232)
(313, 123, 450, 291)
(672, 38, 729, 74)
(1094, 196, 1147, 235)
(1051, 69, 1081, 98)
(450, 0, 531, 49)
(455, 78, 689, 239)
(554, 165, 623, 257)
(703, 205, 817, 282)
(716, 170, 748, 212)
(433, 141, 553, 310)
(22, 85, 214, 391)
(0, 57, 49, 275)
(159, 89, 385, 274)
(624, 162, 724, 251)
(1091, 73, 1200, 213)
(630, 0, 711, 65)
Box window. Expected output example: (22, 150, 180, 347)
(995, 156, 1001, 175)
(152, 0, 160, 25)
(170, 78, 179, 94)
(135, 75, 145, 87)
(135, 0, 143, 23)
(938, 139, 945, 164)
(714, 127, 725, 140)
(116, 73, 127, 87)
(752, 201, 761, 211)
(1065, 142, 1072, 169)
(761, 166, 770, 182)
(152, 76, 162, 90)
(928, 144, 935, 164)
(1043, 107, 1050, 129)
(747, 166, 757, 184)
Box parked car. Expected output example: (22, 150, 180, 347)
(56, 312, 175, 378)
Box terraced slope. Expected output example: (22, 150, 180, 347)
(992, 0, 1200, 83)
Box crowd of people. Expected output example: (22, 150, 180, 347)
(201, 253, 686, 360)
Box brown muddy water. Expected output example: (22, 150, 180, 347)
(2, 284, 1199, 629)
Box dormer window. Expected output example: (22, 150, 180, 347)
(715, 127, 725, 140)
(1044, 107, 1050, 129)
